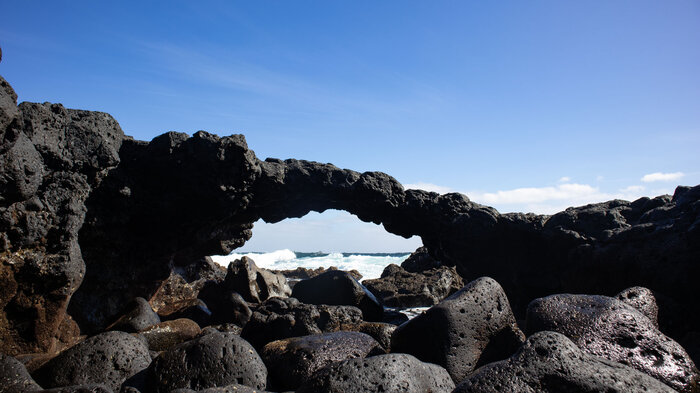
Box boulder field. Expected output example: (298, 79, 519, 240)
(1, 74, 700, 392)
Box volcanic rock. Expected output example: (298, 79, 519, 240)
(106, 297, 160, 333)
(221, 257, 290, 303)
(148, 272, 199, 314)
(197, 282, 252, 326)
(400, 246, 442, 272)
(363, 263, 463, 307)
(38, 384, 113, 393)
(0, 354, 42, 392)
(137, 318, 201, 352)
(170, 385, 274, 393)
(240, 296, 363, 349)
(453, 331, 677, 393)
(145, 331, 266, 393)
(32, 331, 151, 392)
(158, 299, 212, 328)
(526, 293, 699, 392)
(275, 265, 363, 281)
(339, 321, 396, 350)
(616, 286, 659, 327)
(291, 270, 383, 321)
(391, 277, 525, 383)
(295, 353, 455, 393)
(261, 331, 384, 391)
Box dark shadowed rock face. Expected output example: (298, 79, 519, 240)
(363, 263, 463, 307)
(38, 384, 114, 393)
(527, 293, 699, 392)
(261, 331, 384, 391)
(454, 331, 677, 393)
(145, 331, 267, 393)
(391, 277, 525, 384)
(137, 318, 201, 352)
(291, 270, 383, 322)
(295, 353, 455, 393)
(32, 331, 151, 392)
(106, 297, 160, 333)
(218, 256, 290, 304)
(0, 354, 42, 392)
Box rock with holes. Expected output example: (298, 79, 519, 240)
(241, 296, 363, 349)
(0, 354, 42, 392)
(170, 384, 275, 393)
(106, 297, 160, 333)
(339, 322, 396, 350)
(222, 257, 290, 303)
(197, 281, 252, 326)
(526, 293, 699, 392)
(261, 331, 384, 391)
(391, 277, 525, 383)
(158, 298, 213, 328)
(295, 353, 455, 393)
(616, 286, 659, 328)
(453, 331, 677, 393)
(137, 318, 201, 352)
(291, 270, 383, 322)
(38, 384, 114, 393)
(145, 331, 266, 393)
(363, 263, 463, 308)
(32, 331, 151, 392)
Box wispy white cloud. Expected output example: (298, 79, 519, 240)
(641, 172, 684, 183)
(620, 185, 645, 193)
(558, 176, 571, 183)
(403, 182, 453, 194)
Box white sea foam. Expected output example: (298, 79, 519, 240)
(210, 249, 410, 280)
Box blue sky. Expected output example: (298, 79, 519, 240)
(1, 1, 699, 252)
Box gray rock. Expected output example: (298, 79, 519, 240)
(527, 293, 699, 392)
(292, 270, 383, 322)
(261, 331, 384, 391)
(339, 321, 396, 350)
(32, 331, 151, 392)
(38, 384, 113, 393)
(454, 331, 677, 393)
(137, 318, 201, 352)
(400, 246, 442, 272)
(241, 296, 363, 349)
(363, 263, 463, 307)
(391, 277, 525, 383)
(223, 257, 290, 303)
(107, 297, 160, 333)
(0, 354, 42, 392)
(145, 331, 266, 393)
(295, 353, 455, 393)
(616, 286, 659, 327)
(170, 384, 274, 393)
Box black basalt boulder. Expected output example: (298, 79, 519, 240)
(295, 353, 455, 393)
(261, 331, 384, 391)
(197, 281, 252, 326)
(145, 331, 267, 393)
(526, 293, 699, 392)
(453, 331, 677, 393)
(363, 263, 463, 308)
(0, 354, 42, 392)
(106, 297, 160, 333)
(38, 384, 114, 393)
(32, 331, 151, 392)
(616, 286, 659, 328)
(291, 270, 383, 322)
(391, 276, 525, 384)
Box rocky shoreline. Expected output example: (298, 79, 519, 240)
(1, 74, 699, 392)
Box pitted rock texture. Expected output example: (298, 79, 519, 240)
(527, 293, 699, 392)
(339, 321, 396, 350)
(221, 257, 290, 303)
(1, 75, 123, 354)
(261, 331, 383, 391)
(453, 331, 677, 393)
(137, 318, 201, 352)
(171, 385, 274, 393)
(158, 299, 213, 328)
(106, 297, 160, 333)
(616, 286, 659, 328)
(291, 270, 383, 322)
(391, 277, 525, 383)
(145, 331, 266, 393)
(295, 353, 455, 393)
(240, 296, 363, 350)
(32, 331, 151, 392)
(400, 246, 442, 272)
(197, 282, 252, 326)
(0, 354, 42, 392)
(363, 263, 463, 307)
(38, 384, 113, 393)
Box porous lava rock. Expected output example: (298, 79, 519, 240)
(157, 299, 212, 328)
(616, 286, 659, 327)
(339, 321, 396, 350)
(106, 297, 160, 333)
(291, 270, 383, 321)
(197, 282, 252, 326)
(32, 331, 151, 392)
(295, 353, 455, 393)
(170, 385, 274, 393)
(391, 277, 525, 383)
(453, 331, 677, 393)
(363, 263, 463, 307)
(222, 257, 290, 303)
(137, 318, 201, 352)
(526, 293, 699, 392)
(0, 353, 42, 392)
(145, 331, 266, 393)
(240, 296, 363, 349)
(261, 331, 383, 391)
(400, 246, 442, 272)
(38, 384, 113, 393)
(148, 272, 200, 314)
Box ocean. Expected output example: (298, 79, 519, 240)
(210, 249, 412, 281)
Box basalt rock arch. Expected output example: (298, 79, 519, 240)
(1, 75, 699, 355)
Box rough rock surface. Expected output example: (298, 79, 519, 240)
(616, 286, 659, 327)
(240, 297, 363, 349)
(261, 331, 383, 391)
(391, 277, 525, 383)
(295, 353, 455, 393)
(157, 299, 212, 328)
(0, 353, 42, 392)
(38, 384, 113, 393)
(221, 257, 290, 303)
(106, 297, 160, 333)
(145, 331, 266, 393)
(137, 318, 201, 352)
(197, 282, 252, 326)
(170, 385, 273, 393)
(527, 293, 699, 392)
(32, 331, 151, 392)
(274, 265, 363, 282)
(339, 322, 396, 350)
(291, 270, 383, 321)
(363, 263, 463, 307)
(454, 331, 677, 393)
(400, 246, 442, 272)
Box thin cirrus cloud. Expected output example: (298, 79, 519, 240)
(641, 172, 684, 183)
